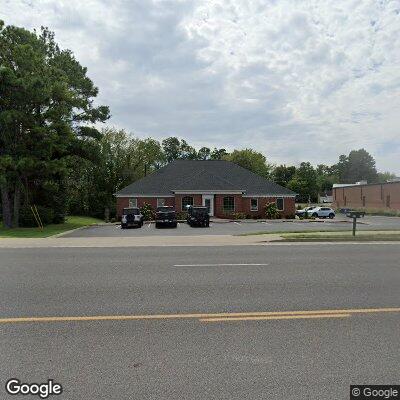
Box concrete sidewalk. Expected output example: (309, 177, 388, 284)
(0, 234, 281, 248)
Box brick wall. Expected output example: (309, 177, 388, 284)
(333, 182, 400, 210)
(215, 195, 295, 218)
(116, 197, 175, 217)
(117, 194, 296, 218)
(116, 197, 129, 218)
(214, 194, 243, 218)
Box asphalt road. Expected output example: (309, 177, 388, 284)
(63, 215, 400, 237)
(1, 244, 400, 399)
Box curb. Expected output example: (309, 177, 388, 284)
(52, 224, 102, 238)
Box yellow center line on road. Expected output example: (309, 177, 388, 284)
(200, 313, 351, 322)
(0, 307, 399, 324)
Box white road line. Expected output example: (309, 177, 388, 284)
(116, 225, 120, 229)
(146, 223, 151, 229)
(233, 222, 242, 226)
(173, 263, 269, 267)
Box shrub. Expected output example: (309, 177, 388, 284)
(232, 212, 247, 220)
(140, 203, 155, 221)
(176, 212, 187, 220)
(52, 212, 65, 224)
(299, 213, 315, 220)
(265, 202, 280, 219)
(110, 218, 116, 223)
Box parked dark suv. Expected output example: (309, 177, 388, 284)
(155, 206, 177, 228)
(187, 206, 210, 227)
(121, 207, 144, 229)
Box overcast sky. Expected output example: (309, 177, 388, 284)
(1, 0, 400, 174)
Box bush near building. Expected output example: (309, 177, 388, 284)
(265, 202, 280, 219)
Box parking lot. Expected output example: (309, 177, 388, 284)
(63, 215, 400, 237)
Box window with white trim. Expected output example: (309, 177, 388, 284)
(276, 197, 284, 211)
(250, 198, 258, 211)
(157, 198, 165, 208)
(182, 196, 193, 211)
(223, 196, 235, 213)
(129, 198, 137, 208)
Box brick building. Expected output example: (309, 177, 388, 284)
(332, 181, 400, 210)
(115, 160, 296, 218)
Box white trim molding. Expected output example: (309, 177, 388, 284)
(276, 197, 284, 211)
(116, 192, 295, 198)
(222, 195, 235, 213)
(173, 190, 244, 194)
(250, 198, 258, 211)
(242, 194, 296, 198)
(115, 194, 174, 198)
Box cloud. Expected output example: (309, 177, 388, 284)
(1, 0, 400, 174)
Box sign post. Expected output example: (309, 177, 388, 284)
(346, 211, 366, 237)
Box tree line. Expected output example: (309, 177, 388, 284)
(69, 130, 394, 218)
(0, 21, 396, 227)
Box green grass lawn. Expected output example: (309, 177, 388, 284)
(280, 230, 400, 242)
(0, 216, 103, 238)
(238, 229, 338, 236)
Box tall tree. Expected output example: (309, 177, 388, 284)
(67, 129, 164, 218)
(272, 165, 296, 187)
(210, 148, 228, 160)
(377, 171, 397, 183)
(287, 162, 319, 202)
(332, 149, 378, 183)
(161, 137, 181, 162)
(315, 164, 337, 194)
(197, 147, 211, 160)
(161, 137, 197, 162)
(224, 149, 272, 178)
(0, 21, 109, 227)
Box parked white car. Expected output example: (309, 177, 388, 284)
(309, 207, 335, 219)
(295, 206, 316, 217)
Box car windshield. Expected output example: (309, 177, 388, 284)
(157, 207, 174, 212)
(157, 210, 175, 216)
(123, 208, 139, 215)
(192, 208, 208, 215)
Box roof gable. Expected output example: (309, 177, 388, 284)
(116, 160, 296, 196)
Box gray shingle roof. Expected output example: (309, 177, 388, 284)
(115, 160, 296, 196)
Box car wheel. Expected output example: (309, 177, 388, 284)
(329, 213, 335, 219)
(173, 223, 178, 228)
(155, 223, 159, 229)
(312, 213, 318, 218)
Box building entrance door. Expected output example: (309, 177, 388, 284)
(202, 194, 214, 216)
